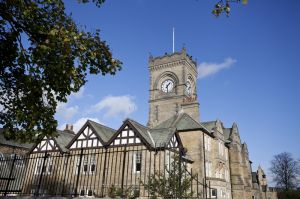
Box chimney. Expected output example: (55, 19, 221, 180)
(65, 124, 74, 132)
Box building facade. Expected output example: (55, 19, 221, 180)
(2, 49, 277, 199)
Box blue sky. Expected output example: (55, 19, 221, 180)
(55, 0, 300, 184)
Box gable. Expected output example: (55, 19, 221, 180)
(167, 134, 179, 148)
(33, 136, 59, 153)
(70, 125, 103, 149)
(110, 125, 142, 146)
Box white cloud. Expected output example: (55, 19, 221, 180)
(70, 86, 85, 99)
(56, 103, 79, 120)
(59, 117, 102, 133)
(197, 57, 237, 79)
(90, 95, 137, 118)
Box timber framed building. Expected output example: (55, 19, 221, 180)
(0, 49, 277, 199)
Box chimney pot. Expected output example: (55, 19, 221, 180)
(65, 124, 73, 131)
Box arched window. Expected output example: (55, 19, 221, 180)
(10, 154, 24, 167)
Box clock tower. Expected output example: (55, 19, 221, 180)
(147, 48, 200, 128)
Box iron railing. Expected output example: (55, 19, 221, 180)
(0, 145, 215, 198)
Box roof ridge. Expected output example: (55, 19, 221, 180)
(127, 118, 149, 130)
(88, 119, 116, 132)
(201, 120, 217, 124)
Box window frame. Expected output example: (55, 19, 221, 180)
(133, 151, 142, 173)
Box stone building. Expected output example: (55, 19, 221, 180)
(147, 49, 276, 199)
(19, 49, 277, 199)
(0, 129, 33, 156)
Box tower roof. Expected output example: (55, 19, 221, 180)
(149, 48, 197, 69)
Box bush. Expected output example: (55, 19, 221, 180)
(277, 190, 300, 199)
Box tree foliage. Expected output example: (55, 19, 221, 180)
(277, 190, 300, 199)
(212, 0, 248, 17)
(270, 152, 300, 190)
(143, 154, 197, 199)
(0, 0, 121, 142)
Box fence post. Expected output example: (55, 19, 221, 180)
(61, 154, 69, 196)
(101, 149, 108, 197)
(36, 152, 48, 196)
(190, 168, 193, 196)
(178, 147, 183, 199)
(208, 181, 211, 199)
(74, 148, 84, 197)
(121, 145, 127, 197)
(4, 154, 17, 196)
(196, 173, 199, 198)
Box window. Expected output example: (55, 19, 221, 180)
(75, 154, 97, 175)
(215, 169, 220, 178)
(225, 169, 229, 181)
(211, 188, 217, 198)
(218, 141, 224, 156)
(79, 189, 93, 197)
(220, 168, 224, 179)
(90, 154, 96, 173)
(80, 190, 85, 197)
(205, 161, 212, 177)
(134, 152, 142, 173)
(204, 136, 211, 151)
(222, 189, 226, 198)
(35, 156, 53, 175)
(83, 156, 89, 173)
(14, 155, 24, 167)
(87, 189, 93, 197)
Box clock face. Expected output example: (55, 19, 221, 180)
(186, 81, 192, 95)
(161, 79, 174, 93)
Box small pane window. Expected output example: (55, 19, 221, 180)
(80, 189, 85, 196)
(83, 156, 88, 173)
(90, 164, 96, 172)
(134, 152, 142, 173)
(83, 165, 88, 172)
(87, 189, 93, 196)
(90, 154, 96, 173)
(211, 188, 217, 197)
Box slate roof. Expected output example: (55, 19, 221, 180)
(120, 119, 177, 148)
(150, 128, 176, 147)
(154, 113, 208, 132)
(0, 128, 34, 150)
(200, 121, 216, 132)
(126, 119, 156, 147)
(125, 113, 209, 148)
(88, 120, 116, 143)
(223, 128, 232, 140)
(54, 130, 75, 152)
(201, 121, 233, 142)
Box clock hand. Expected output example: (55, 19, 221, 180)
(166, 83, 170, 92)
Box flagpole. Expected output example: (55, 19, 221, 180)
(172, 27, 175, 53)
